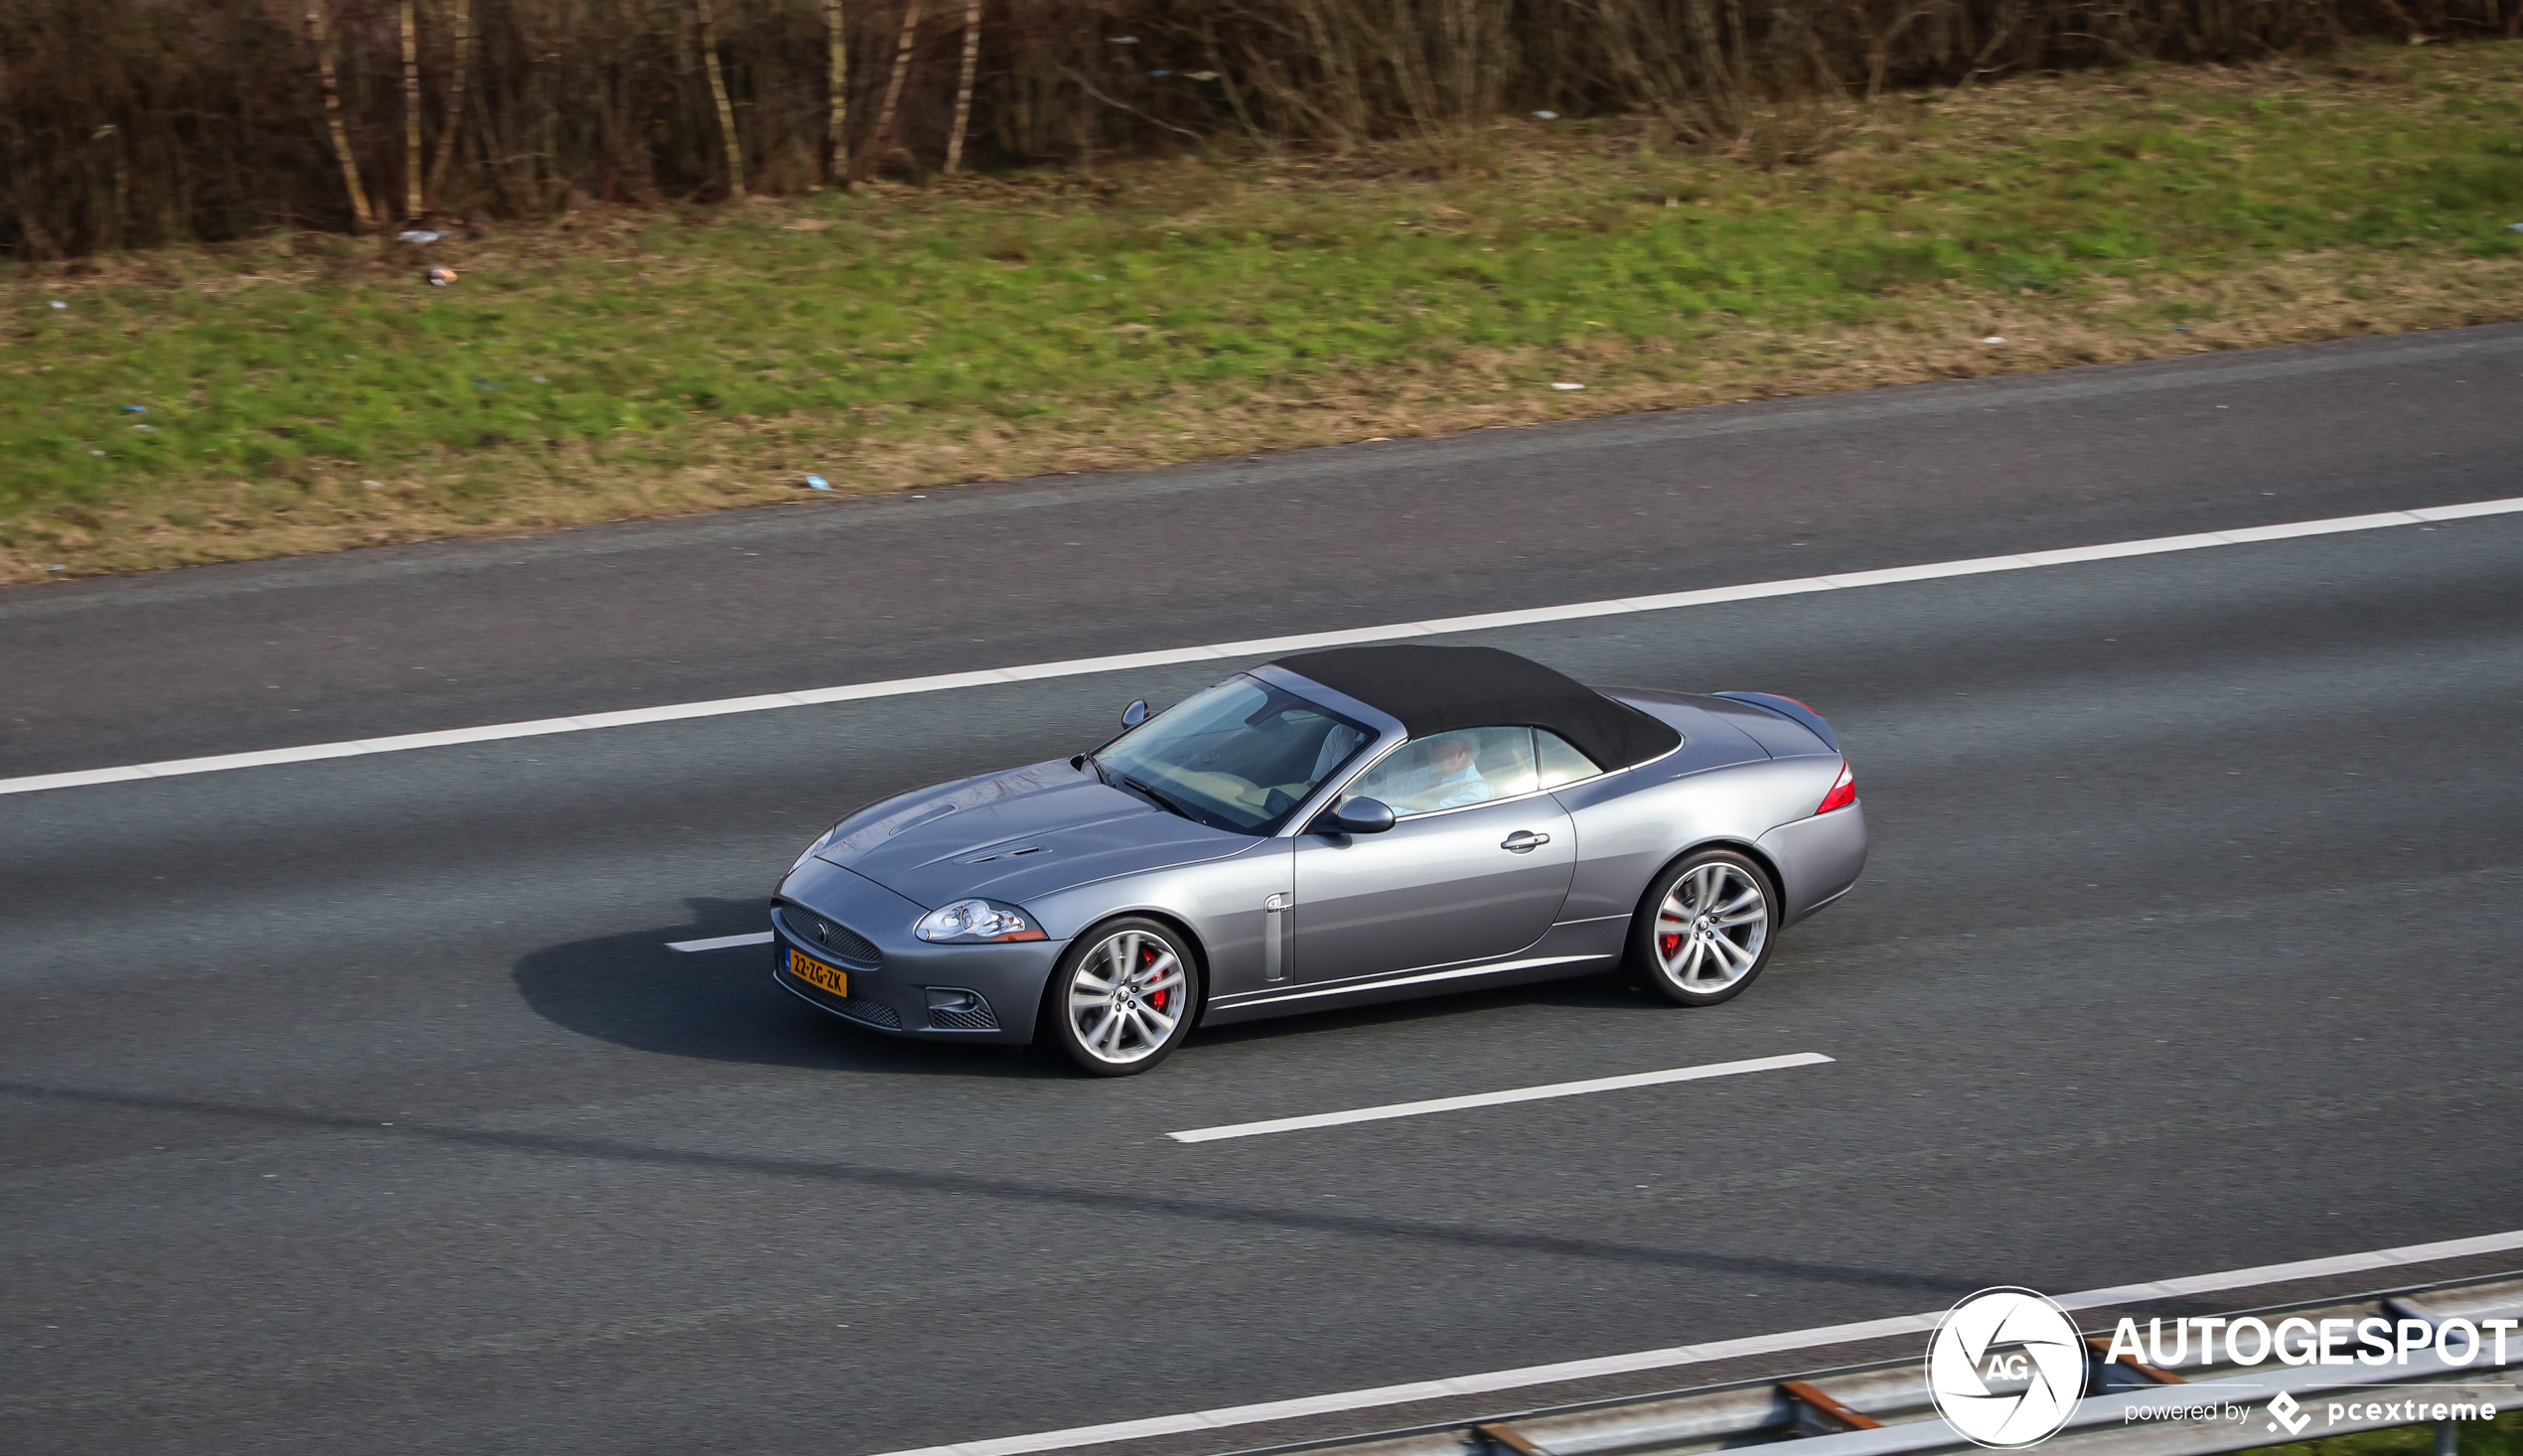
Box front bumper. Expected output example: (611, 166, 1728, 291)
(770, 857, 1067, 1045)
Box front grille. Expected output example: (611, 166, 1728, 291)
(778, 965, 904, 1029)
(777, 905, 882, 968)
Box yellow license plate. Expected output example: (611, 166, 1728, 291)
(788, 946, 848, 998)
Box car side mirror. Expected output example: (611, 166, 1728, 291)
(1120, 699, 1148, 728)
(1314, 797, 1396, 835)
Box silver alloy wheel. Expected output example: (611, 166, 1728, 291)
(1653, 861, 1770, 995)
(1065, 927, 1189, 1066)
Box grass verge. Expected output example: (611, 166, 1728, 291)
(5, 41, 2521, 583)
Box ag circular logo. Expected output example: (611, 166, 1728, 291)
(1927, 1287, 2087, 1448)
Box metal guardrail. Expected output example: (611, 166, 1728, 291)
(1239, 1275, 2523, 1456)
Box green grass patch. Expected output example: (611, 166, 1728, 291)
(5, 42, 2521, 577)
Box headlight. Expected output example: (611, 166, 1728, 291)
(914, 898, 1046, 944)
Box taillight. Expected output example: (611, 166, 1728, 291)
(1816, 761, 1856, 814)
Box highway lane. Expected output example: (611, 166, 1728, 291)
(5, 513, 2520, 1455)
(4, 322, 2521, 779)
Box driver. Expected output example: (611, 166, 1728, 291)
(1419, 734, 1494, 810)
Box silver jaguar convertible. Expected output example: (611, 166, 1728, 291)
(770, 645, 1865, 1075)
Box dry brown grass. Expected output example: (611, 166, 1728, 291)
(13, 0, 2492, 256)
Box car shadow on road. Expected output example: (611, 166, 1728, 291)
(510, 897, 1063, 1079)
(517, 898, 1675, 1072)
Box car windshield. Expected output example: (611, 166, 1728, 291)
(1095, 676, 1373, 834)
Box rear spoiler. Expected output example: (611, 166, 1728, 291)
(1709, 691, 1839, 753)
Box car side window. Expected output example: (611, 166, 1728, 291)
(1534, 729, 1601, 789)
(1345, 727, 1540, 817)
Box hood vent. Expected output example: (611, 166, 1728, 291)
(959, 844, 1047, 865)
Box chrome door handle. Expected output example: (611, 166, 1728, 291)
(1501, 831, 1551, 853)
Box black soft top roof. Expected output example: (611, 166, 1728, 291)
(1269, 645, 1681, 771)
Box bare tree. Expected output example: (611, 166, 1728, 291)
(304, 0, 374, 232)
(694, 0, 746, 197)
(825, 0, 850, 186)
(399, 0, 423, 219)
(425, 0, 471, 212)
(943, 0, 979, 174)
(860, 0, 924, 180)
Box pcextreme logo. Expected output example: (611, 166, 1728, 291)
(1926, 1288, 2517, 1449)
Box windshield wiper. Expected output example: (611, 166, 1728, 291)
(1119, 774, 1200, 824)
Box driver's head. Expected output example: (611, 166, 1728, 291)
(1434, 737, 1475, 775)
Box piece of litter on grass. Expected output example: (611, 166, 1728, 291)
(426, 266, 459, 286)
(1981, 335, 2006, 344)
(397, 229, 444, 244)
(1551, 381, 1585, 390)
(48, 299, 66, 309)
(1533, 110, 1559, 120)
(806, 475, 835, 491)
(2174, 325, 2190, 332)
(531, 374, 547, 383)
(88, 449, 104, 456)
(122, 404, 145, 412)
(45, 564, 66, 571)
(2509, 222, 2523, 232)
(362, 479, 383, 488)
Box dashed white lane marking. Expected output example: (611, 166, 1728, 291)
(6, 496, 2517, 800)
(665, 931, 775, 952)
(1166, 1052, 1833, 1144)
(865, 1228, 2523, 1456)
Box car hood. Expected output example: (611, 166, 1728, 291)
(814, 758, 1256, 909)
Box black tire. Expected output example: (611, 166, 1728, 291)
(1629, 848, 1780, 1007)
(1042, 917, 1201, 1077)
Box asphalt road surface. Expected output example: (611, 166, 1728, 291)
(5, 326, 2521, 1455)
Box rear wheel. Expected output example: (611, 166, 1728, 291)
(1045, 918, 1199, 1076)
(1632, 849, 1778, 1006)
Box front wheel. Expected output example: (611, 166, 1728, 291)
(1044, 918, 1200, 1076)
(1631, 849, 1778, 1007)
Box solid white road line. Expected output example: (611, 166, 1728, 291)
(1166, 1052, 1833, 1144)
(665, 931, 775, 952)
(865, 1228, 2523, 1456)
(7, 496, 2518, 801)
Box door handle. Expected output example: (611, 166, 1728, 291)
(1501, 831, 1551, 853)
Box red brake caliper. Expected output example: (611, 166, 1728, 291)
(1143, 944, 1169, 1011)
